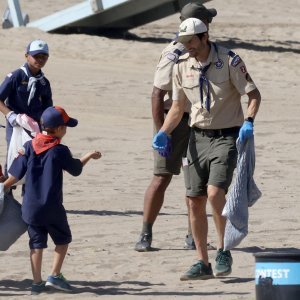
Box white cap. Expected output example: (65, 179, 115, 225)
(26, 39, 49, 56)
(177, 18, 207, 43)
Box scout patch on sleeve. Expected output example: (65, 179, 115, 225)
(240, 65, 247, 73)
(7, 73, 12, 78)
(166, 48, 183, 63)
(167, 52, 179, 62)
(231, 55, 242, 67)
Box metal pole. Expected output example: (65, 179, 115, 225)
(7, 0, 24, 27)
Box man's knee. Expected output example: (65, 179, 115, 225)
(207, 185, 226, 214)
(188, 196, 207, 211)
(151, 174, 172, 190)
(208, 185, 225, 201)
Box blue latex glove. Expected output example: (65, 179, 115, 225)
(6, 111, 18, 127)
(158, 137, 172, 158)
(239, 121, 253, 143)
(152, 131, 172, 157)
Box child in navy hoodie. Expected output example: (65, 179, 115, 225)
(3, 106, 101, 295)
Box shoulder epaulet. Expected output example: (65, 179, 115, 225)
(228, 50, 242, 67)
(173, 48, 182, 56)
(228, 50, 236, 58)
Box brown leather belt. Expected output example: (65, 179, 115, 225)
(192, 126, 240, 137)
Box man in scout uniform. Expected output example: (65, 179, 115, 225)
(152, 18, 261, 279)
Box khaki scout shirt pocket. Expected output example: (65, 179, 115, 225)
(208, 69, 232, 101)
(181, 77, 200, 105)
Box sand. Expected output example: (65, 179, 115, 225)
(0, 0, 299, 299)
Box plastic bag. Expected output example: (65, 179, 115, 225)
(7, 114, 40, 185)
(0, 184, 27, 251)
(7, 127, 31, 185)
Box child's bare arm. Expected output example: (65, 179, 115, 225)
(80, 150, 102, 166)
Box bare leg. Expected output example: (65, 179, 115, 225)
(208, 185, 233, 276)
(142, 174, 172, 226)
(136, 174, 182, 251)
(189, 196, 209, 265)
(185, 197, 192, 235)
(207, 185, 226, 250)
(30, 248, 43, 283)
(50, 244, 68, 276)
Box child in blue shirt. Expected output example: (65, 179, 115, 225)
(0, 39, 53, 175)
(3, 106, 101, 295)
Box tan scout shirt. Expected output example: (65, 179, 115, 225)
(172, 43, 257, 129)
(153, 41, 191, 113)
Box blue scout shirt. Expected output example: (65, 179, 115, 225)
(0, 63, 53, 123)
(9, 141, 83, 226)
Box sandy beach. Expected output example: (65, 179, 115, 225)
(0, 0, 300, 299)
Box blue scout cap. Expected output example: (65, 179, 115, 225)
(41, 106, 78, 129)
(26, 39, 49, 56)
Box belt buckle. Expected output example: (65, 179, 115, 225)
(205, 130, 215, 138)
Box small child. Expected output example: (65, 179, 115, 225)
(3, 106, 101, 295)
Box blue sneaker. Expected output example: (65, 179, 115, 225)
(45, 273, 72, 292)
(180, 260, 214, 281)
(215, 249, 233, 276)
(31, 281, 46, 295)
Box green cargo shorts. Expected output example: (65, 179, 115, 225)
(153, 114, 190, 176)
(184, 128, 238, 197)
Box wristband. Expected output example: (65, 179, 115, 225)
(245, 117, 254, 123)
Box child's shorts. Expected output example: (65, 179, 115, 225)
(27, 216, 72, 249)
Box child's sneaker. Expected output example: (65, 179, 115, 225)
(45, 273, 72, 292)
(31, 281, 46, 295)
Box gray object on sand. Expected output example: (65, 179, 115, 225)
(0, 185, 27, 251)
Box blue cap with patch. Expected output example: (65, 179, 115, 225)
(26, 39, 49, 56)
